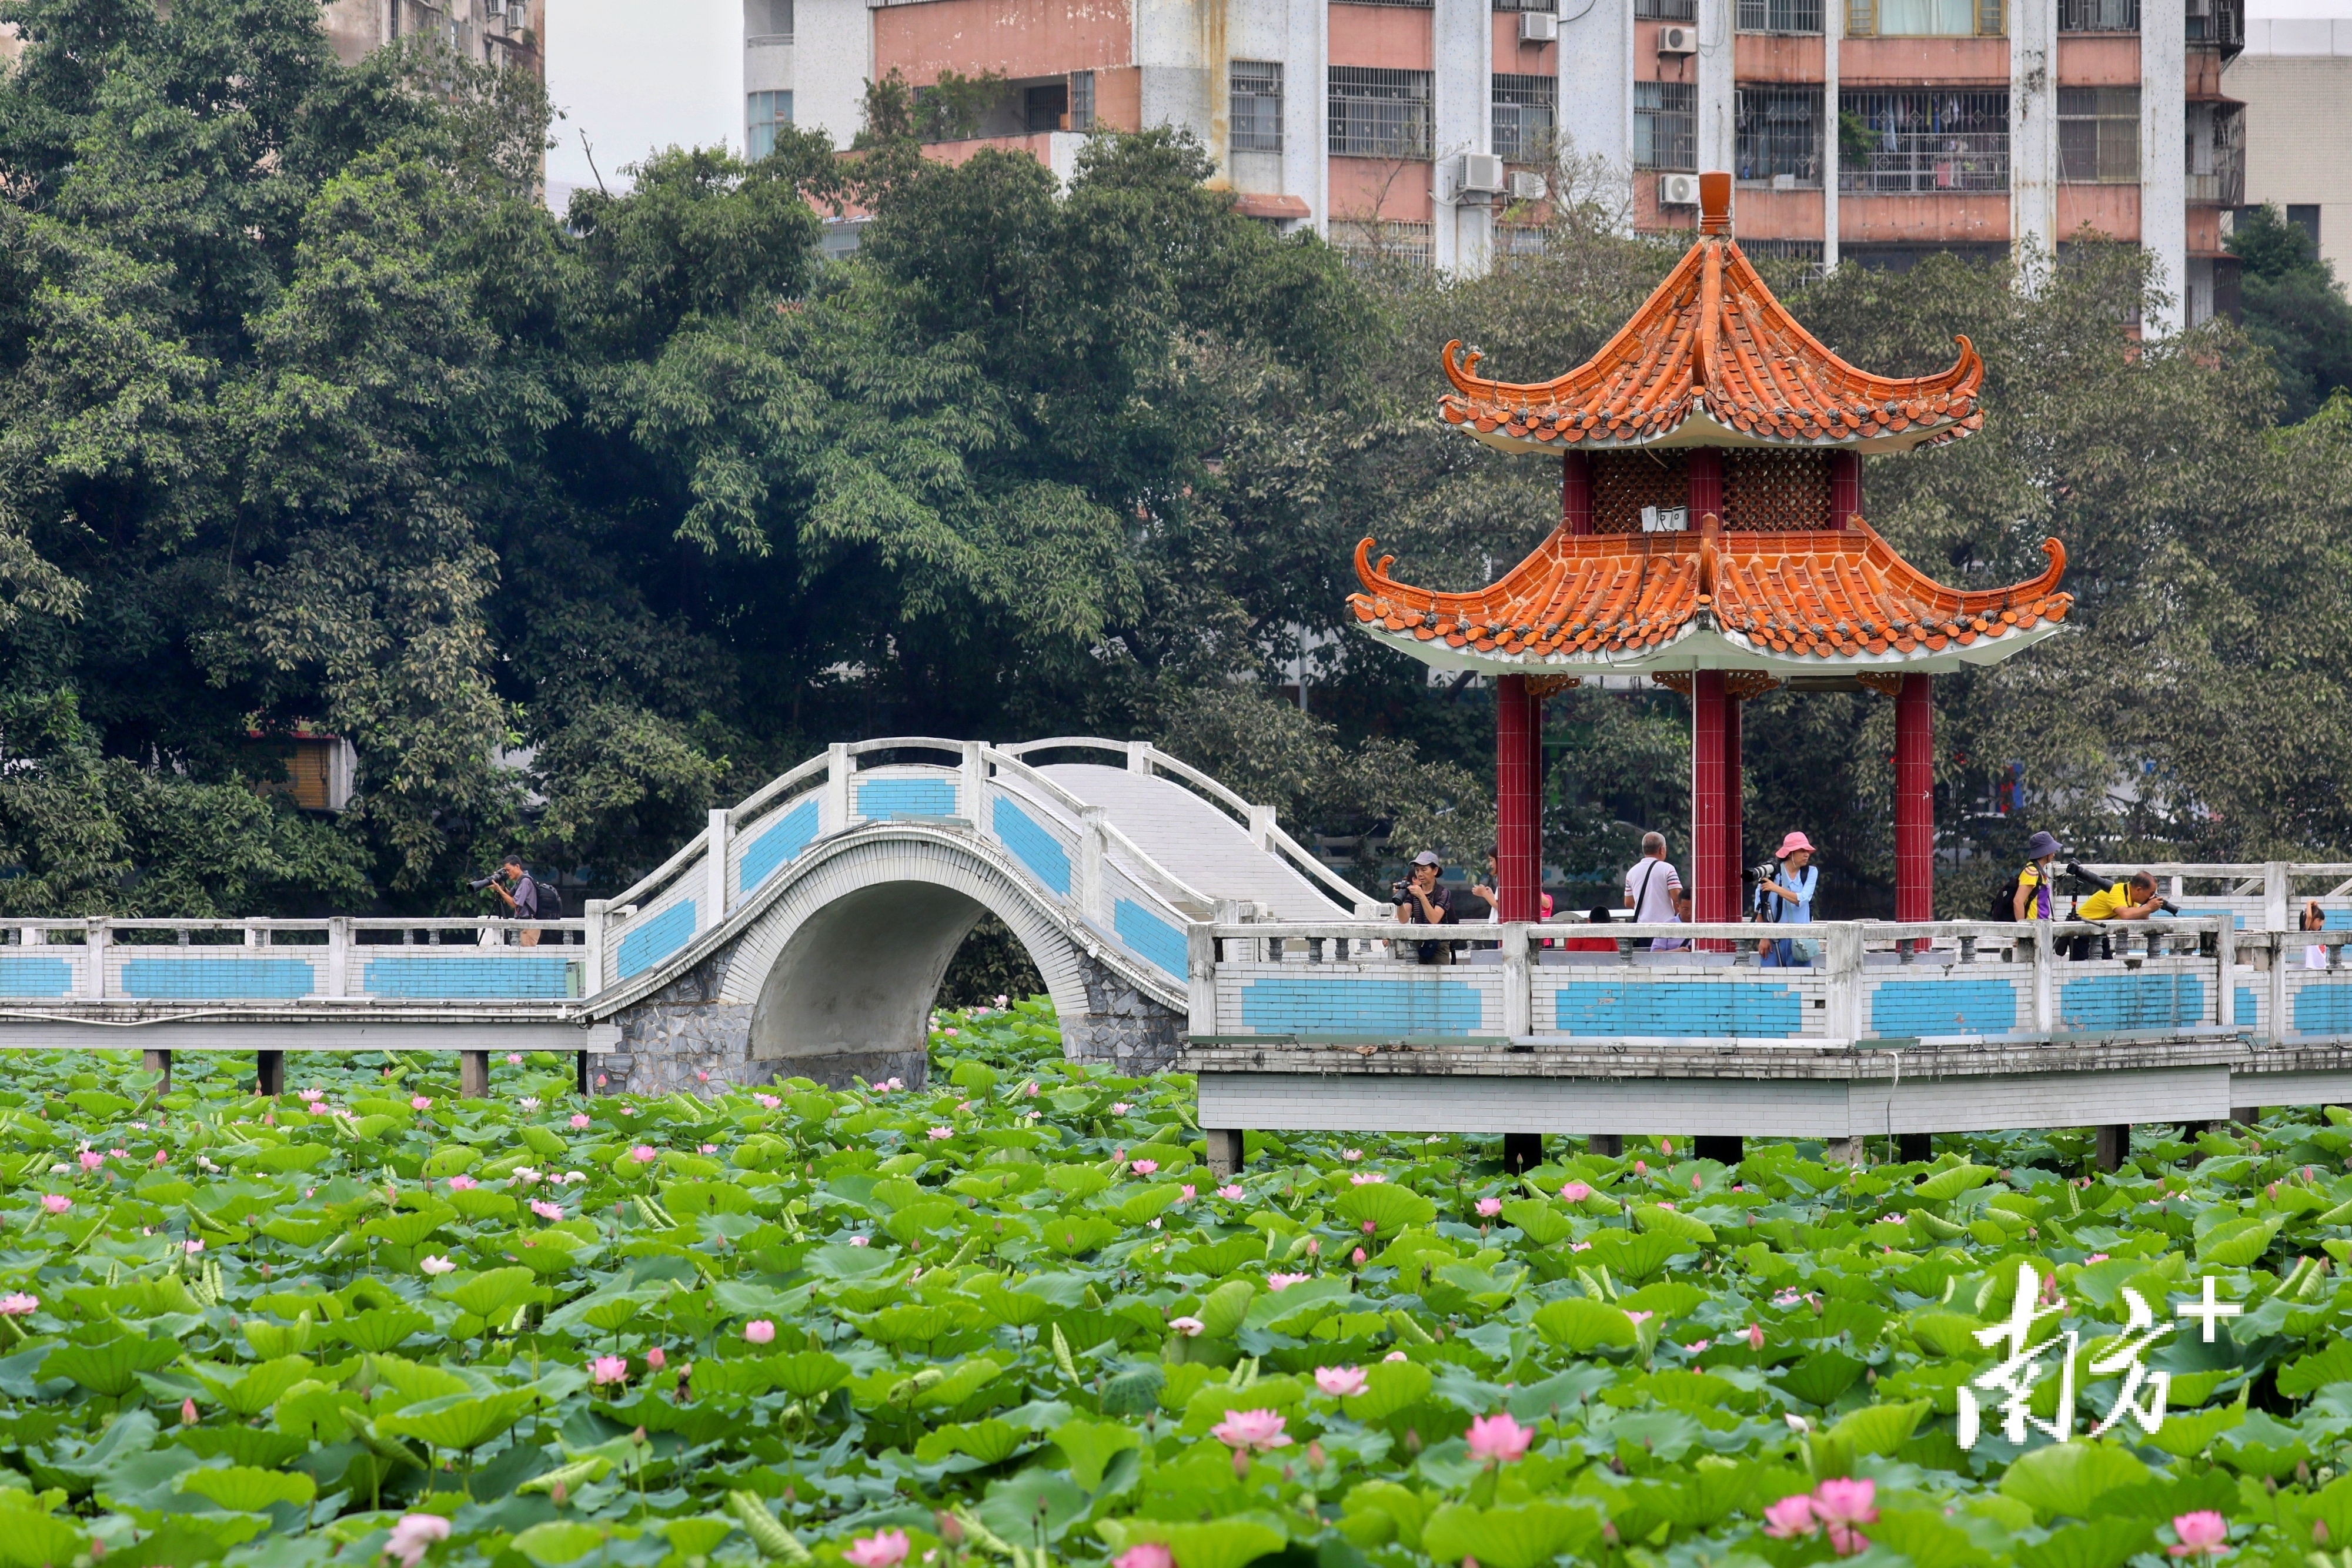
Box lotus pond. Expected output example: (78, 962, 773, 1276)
(6, 1000, 2352, 1568)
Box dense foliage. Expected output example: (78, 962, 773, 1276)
(2226, 206, 2352, 426)
(1, 8, 2350, 925)
(9, 1012, 2352, 1568)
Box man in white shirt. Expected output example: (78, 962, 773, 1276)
(1623, 834, 1682, 931)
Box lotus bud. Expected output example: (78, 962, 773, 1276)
(181, 1398, 198, 1426)
(551, 1480, 568, 1507)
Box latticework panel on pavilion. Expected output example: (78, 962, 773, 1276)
(1592, 452, 1691, 534)
(1722, 449, 1832, 531)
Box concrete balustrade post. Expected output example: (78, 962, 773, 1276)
(1502, 922, 1531, 1038)
(706, 808, 730, 932)
(824, 743, 851, 833)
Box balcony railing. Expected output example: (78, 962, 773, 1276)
(1841, 132, 2009, 193)
(2188, 166, 2246, 205)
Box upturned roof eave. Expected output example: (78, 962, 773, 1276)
(1348, 618, 2068, 678)
(1446, 401, 1976, 457)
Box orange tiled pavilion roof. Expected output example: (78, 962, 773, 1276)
(1437, 231, 1984, 455)
(1349, 515, 2072, 676)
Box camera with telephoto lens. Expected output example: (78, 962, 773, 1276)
(1744, 860, 1781, 887)
(1390, 880, 1414, 905)
(467, 874, 498, 891)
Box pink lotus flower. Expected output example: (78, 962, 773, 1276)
(1113, 1546, 1174, 1568)
(1349, 1172, 1385, 1186)
(1351, 1248, 1367, 1266)
(1561, 1181, 1592, 1202)
(1466, 1412, 1533, 1464)
(1814, 1479, 1877, 1556)
(420, 1255, 456, 1276)
(1342, 1149, 1364, 1162)
(1180, 1184, 1197, 1201)
(447, 1175, 479, 1191)
(1476, 1197, 1502, 1217)
(77, 1151, 102, 1172)
(1024, 1082, 1040, 1097)
(1660, 1139, 1674, 1157)
(411, 1096, 432, 1111)
(2084, 1252, 2111, 1264)
(570, 1114, 591, 1129)
(1111, 1102, 1131, 1115)
(2171, 1513, 2231, 1559)
(1625, 1310, 1652, 1325)
(1634, 1159, 1648, 1176)
(181, 1396, 199, 1425)
(699, 1144, 717, 1154)
(994, 994, 1010, 1007)
(1315, 1365, 1368, 1397)
(1762, 1494, 1817, 1540)
(1132, 1159, 1159, 1176)
(1692, 1172, 1703, 1190)
(1748, 1323, 1766, 1351)
(530, 1200, 563, 1221)
(183, 1239, 203, 1255)
(928, 1127, 953, 1141)
(386, 1513, 452, 1568)
(1384, 1349, 1409, 1362)
(153, 1151, 168, 1165)
(299, 1088, 326, 1103)
(1268, 1272, 1310, 1291)
(1212, 1409, 1292, 1452)
(507, 1052, 524, 1065)
(0, 1293, 37, 1316)
(1684, 1340, 1710, 1354)
(1218, 1185, 1245, 1201)
(849, 1235, 870, 1246)
(646, 1346, 666, 1370)
(1169, 1316, 1206, 1337)
(589, 1355, 628, 1386)
(755, 1094, 781, 1109)
(629, 1145, 657, 1164)
(744, 1319, 776, 1345)
(1305, 1239, 1320, 1257)
(845, 1532, 910, 1568)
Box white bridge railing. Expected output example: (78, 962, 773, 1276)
(1186, 914, 2352, 1050)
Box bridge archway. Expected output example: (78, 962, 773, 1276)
(653, 827, 1180, 1089)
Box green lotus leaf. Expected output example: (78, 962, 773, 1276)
(1420, 1500, 1606, 1568)
(1105, 1519, 1287, 1568)
(440, 1265, 537, 1320)
(336, 1308, 434, 1353)
(1048, 1416, 1139, 1490)
(1333, 1182, 1437, 1236)
(376, 1387, 537, 1452)
(2000, 1441, 2152, 1520)
(767, 1350, 851, 1399)
(44, 1335, 182, 1399)
(510, 1521, 610, 1566)
(1498, 1199, 1573, 1245)
(175, 1465, 316, 1513)
(1531, 1296, 1639, 1353)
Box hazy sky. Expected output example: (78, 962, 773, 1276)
(544, 0, 739, 200)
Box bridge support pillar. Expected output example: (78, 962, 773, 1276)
(577, 1051, 592, 1097)
(1896, 1132, 1933, 1162)
(1204, 1128, 1246, 1178)
(2095, 1122, 2130, 1172)
(1588, 1133, 1622, 1158)
(255, 1051, 284, 1098)
(1502, 1132, 1543, 1173)
(143, 1049, 170, 1094)
(460, 1050, 490, 1098)
(2231, 1105, 2260, 1126)
(1695, 1135, 1744, 1165)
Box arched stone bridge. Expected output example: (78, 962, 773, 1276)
(587, 740, 1377, 1092)
(0, 740, 1372, 1094)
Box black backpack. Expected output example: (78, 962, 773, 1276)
(529, 874, 563, 921)
(1990, 872, 2025, 923)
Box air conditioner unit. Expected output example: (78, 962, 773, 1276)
(1519, 10, 1560, 41)
(1458, 152, 1508, 195)
(1658, 23, 1698, 51)
(1508, 170, 1549, 200)
(1658, 172, 1701, 206)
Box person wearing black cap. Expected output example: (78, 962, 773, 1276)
(1392, 850, 1463, 964)
(2012, 831, 2063, 922)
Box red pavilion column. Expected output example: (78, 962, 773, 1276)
(1691, 671, 1730, 929)
(1525, 681, 1548, 916)
(1723, 688, 1743, 910)
(1496, 674, 1539, 921)
(1896, 673, 1935, 922)
(1563, 452, 1593, 536)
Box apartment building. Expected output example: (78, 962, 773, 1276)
(750, 0, 2236, 328)
(2227, 14, 2352, 279)
(322, 0, 544, 76)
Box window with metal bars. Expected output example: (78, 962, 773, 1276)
(1637, 0, 1698, 19)
(2059, 0, 2136, 28)
(1329, 68, 1434, 158)
(1736, 83, 1822, 185)
(1635, 81, 1696, 170)
(2059, 86, 2139, 181)
(1232, 61, 1282, 152)
(1739, 0, 1823, 32)
(1838, 89, 2009, 192)
(1492, 73, 1557, 161)
(1070, 71, 1094, 132)
(1329, 219, 1435, 268)
(1847, 0, 2003, 31)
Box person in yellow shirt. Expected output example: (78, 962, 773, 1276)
(2078, 871, 2169, 924)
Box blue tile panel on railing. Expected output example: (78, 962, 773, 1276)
(363, 957, 576, 999)
(2056, 973, 2206, 1031)
(1552, 982, 1803, 1038)
(1241, 978, 1486, 1037)
(2294, 981, 2352, 1035)
(856, 778, 956, 820)
(0, 957, 72, 997)
(1114, 900, 1187, 978)
(993, 798, 1071, 897)
(739, 800, 820, 894)
(1869, 979, 2020, 1037)
(617, 901, 697, 981)
(119, 958, 317, 999)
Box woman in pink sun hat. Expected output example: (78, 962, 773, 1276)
(1756, 830, 1818, 968)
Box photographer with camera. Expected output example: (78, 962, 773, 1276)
(2064, 866, 2172, 960)
(477, 854, 542, 947)
(1753, 831, 1819, 967)
(1392, 851, 1463, 964)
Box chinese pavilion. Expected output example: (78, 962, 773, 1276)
(1348, 173, 2073, 929)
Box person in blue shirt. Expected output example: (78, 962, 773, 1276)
(1757, 831, 1818, 967)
